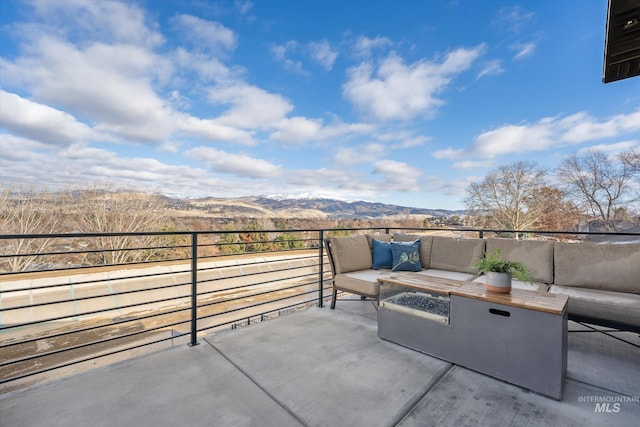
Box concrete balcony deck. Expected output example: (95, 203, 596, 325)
(1, 299, 639, 427)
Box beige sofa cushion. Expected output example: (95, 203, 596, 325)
(334, 270, 393, 297)
(549, 285, 640, 328)
(366, 233, 392, 247)
(429, 237, 485, 274)
(554, 242, 640, 293)
(393, 234, 433, 269)
(328, 235, 372, 274)
(486, 238, 554, 283)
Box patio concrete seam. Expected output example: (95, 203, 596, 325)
(566, 376, 630, 397)
(569, 328, 640, 349)
(392, 363, 455, 426)
(202, 338, 308, 427)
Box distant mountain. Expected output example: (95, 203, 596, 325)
(167, 195, 466, 219)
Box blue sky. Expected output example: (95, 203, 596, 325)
(1, 0, 639, 210)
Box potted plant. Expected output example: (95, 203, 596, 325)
(473, 249, 533, 294)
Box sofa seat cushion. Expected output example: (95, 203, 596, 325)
(472, 275, 549, 292)
(549, 285, 640, 328)
(486, 238, 554, 284)
(415, 269, 476, 282)
(554, 242, 640, 293)
(334, 270, 393, 297)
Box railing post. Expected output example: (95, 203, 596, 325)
(318, 230, 324, 307)
(479, 230, 484, 239)
(189, 232, 199, 347)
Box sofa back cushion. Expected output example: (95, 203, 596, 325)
(486, 238, 554, 283)
(366, 233, 392, 247)
(429, 236, 485, 274)
(554, 242, 640, 293)
(393, 234, 433, 269)
(328, 235, 372, 274)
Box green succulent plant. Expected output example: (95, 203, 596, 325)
(473, 249, 533, 283)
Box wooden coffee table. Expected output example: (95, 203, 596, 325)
(377, 273, 569, 400)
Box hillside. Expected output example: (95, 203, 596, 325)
(166, 196, 465, 219)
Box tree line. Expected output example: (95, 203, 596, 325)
(464, 148, 640, 233)
(0, 185, 316, 272)
(3, 147, 639, 271)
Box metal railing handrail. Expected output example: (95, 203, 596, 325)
(1, 226, 639, 392)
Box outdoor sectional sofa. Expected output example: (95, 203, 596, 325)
(324, 234, 640, 333)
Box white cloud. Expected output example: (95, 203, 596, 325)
(477, 59, 505, 79)
(353, 36, 393, 57)
(272, 39, 339, 74)
(0, 90, 96, 145)
(335, 143, 386, 165)
(343, 46, 484, 121)
(1, 36, 175, 142)
(27, 0, 164, 47)
(494, 6, 535, 34)
(473, 122, 554, 158)
(309, 40, 339, 70)
(558, 111, 640, 143)
(177, 115, 255, 145)
(172, 15, 237, 53)
(0, 134, 50, 163)
(577, 140, 637, 155)
(288, 168, 354, 187)
(441, 175, 482, 197)
(0, 135, 210, 192)
(433, 148, 464, 159)
(270, 41, 308, 75)
(235, 0, 253, 15)
(452, 160, 493, 169)
(375, 131, 429, 148)
(395, 135, 429, 148)
(510, 42, 536, 60)
(269, 117, 375, 144)
(373, 160, 422, 190)
(186, 147, 281, 178)
(437, 109, 640, 160)
(208, 84, 293, 129)
(270, 117, 323, 143)
(315, 122, 376, 140)
(173, 47, 239, 85)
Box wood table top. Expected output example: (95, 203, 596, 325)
(378, 272, 568, 315)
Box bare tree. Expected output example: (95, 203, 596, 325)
(464, 161, 548, 235)
(0, 183, 63, 271)
(618, 148, 640, 223)
(529, 186, 581, 231)
(557, 150, 637, 231)
(619, 147, 640, 172)
(68, 186, 176, 265)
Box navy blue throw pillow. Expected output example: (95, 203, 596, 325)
(391, 240, 421, 272)
(371, 238, 393, 269)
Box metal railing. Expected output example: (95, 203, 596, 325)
(1, 226, 639, 392)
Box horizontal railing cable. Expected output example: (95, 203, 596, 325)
(2, 226, 638, 390)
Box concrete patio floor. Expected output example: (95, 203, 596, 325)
(1, 300, 639, 427)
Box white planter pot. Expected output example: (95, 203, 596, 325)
(485, 272, 512, 294)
